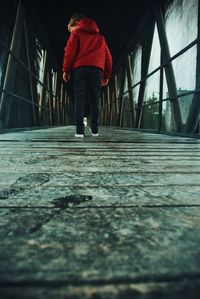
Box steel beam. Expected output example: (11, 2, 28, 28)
(126, 55, 136, 127)
(154, 0, 183, 132)
(53, 71, 61, 125)
(0, 0, 23, 128)
(184, 0, 200, 133)
(105, 85, 111, 126)
(39, 49, 48, 125)
(118, 63, 126, 127)
(158, 53, 164, 131)
(24, 19, 38, 126)
(113, 75, 119, 126)
(135, 22, 154, 128)
(108, 80, 114, 125)
(47, 71, 53, 125)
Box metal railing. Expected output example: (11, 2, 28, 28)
(0, 38, 60, 118)
(117, 37, 199, 110)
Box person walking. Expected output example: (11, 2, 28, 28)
(62, 14, 112, 137)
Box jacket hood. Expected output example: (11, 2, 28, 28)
(75, 18, 99, 33)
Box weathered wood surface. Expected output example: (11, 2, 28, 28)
(0, 126, 200, 298)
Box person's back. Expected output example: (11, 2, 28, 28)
(62, 14, 112, 137)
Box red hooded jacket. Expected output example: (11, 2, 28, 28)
(62, 18, 112, 79)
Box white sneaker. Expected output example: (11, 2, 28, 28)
(89, 127, 99, 137)
(75, 133, 84, 138)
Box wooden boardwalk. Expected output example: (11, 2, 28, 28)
(0, 126, 200, 298)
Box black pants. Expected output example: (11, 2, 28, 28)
(73, 66, 102, 134)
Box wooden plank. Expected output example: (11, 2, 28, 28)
(1, 207, 200, 281)
(0, 126, 200, 298)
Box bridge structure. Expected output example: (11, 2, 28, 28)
(0, 0, 200, 298)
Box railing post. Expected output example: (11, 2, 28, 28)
(47, 71, 53, 125)
(127, 54, 136, 127)
(118, 63, 126, 127)
(39, 49, 48, 125)
(54, 72, 60, 125)
(113, 75, 119, 126)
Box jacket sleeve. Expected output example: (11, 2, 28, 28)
(62, 33, 79, 73)
(103, 42, 112, 80)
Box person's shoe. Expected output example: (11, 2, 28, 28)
(89, 127, 99, 137)
(75, 133, 84, 138)
(92, 132, 99, 137)
(75, 125, 84, 138)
